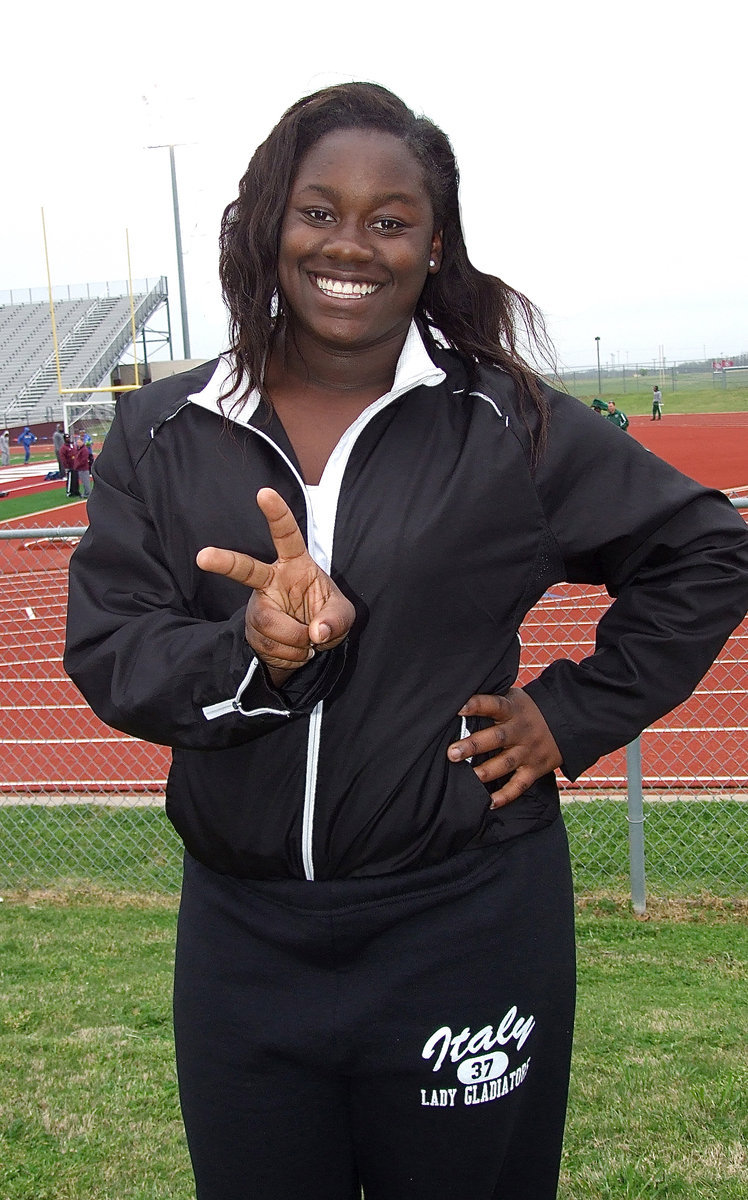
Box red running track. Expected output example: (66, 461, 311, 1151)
(1, 499, 170, 790)
(518, 583, 748, 788)
(628, 410, 748, 491)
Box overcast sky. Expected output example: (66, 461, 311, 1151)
(4, 0, 746, 371)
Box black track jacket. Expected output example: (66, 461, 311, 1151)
(64, 342, 748, 880)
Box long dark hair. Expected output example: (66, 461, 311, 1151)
(219, 82, 552, 452)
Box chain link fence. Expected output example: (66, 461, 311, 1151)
(1, 525, 746, 904)
(516, 574, 748, 905)
(555, 353, 748, 400)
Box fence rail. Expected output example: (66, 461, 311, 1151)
(1, 524, 746, 906)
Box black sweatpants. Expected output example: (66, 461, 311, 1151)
(174, 817, 576, 1199)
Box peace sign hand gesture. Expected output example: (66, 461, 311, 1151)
(196, 488, 355, 685)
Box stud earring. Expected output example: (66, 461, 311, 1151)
(429, 259, 436, 268)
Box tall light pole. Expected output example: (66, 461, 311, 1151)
(595, 336, 602, 395)
(148, 143, 191, 359)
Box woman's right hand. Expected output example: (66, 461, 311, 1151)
(448, 689, 562, 808)
(196, 488, 355, 685)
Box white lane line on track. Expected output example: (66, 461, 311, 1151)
(7, 609, 66, 619)
(5, 657, 63, 666)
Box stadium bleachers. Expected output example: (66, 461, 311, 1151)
(0, 278, 168, 426)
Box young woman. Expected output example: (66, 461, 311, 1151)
(64, 84, 748, 1199)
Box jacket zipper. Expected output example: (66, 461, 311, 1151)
(241, 427, 321, 881)
(247, 379, 444, 879)
(302, 703, 323, 880)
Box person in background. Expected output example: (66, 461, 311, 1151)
(60, 434, 79, 498)
(605, 399, 629, 431)
(0, 430, 9, 467)
(53, 423, 65, 473)
(17, 425, 37, 462)
(652, 385, 664, 420)
(72, 432, 94, 498)
(591, 398, 607, 415)
(64, 82, 748, 1200)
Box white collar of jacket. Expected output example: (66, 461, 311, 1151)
(185, 321, 446, 425)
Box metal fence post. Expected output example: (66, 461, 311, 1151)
(0, 527, 87, 541)
(625, 737, 647, 914)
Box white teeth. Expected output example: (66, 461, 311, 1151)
(315, 276, 379, 297)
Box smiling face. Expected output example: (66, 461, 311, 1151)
(277, 128, 442, 357)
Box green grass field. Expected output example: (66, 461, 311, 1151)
(0, 487, 80, 521)
(3, 448, 57, 469)
(563, 914, 748, 1199)
(553, 370, 748, 416)
(1, 897, 745, 1200)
